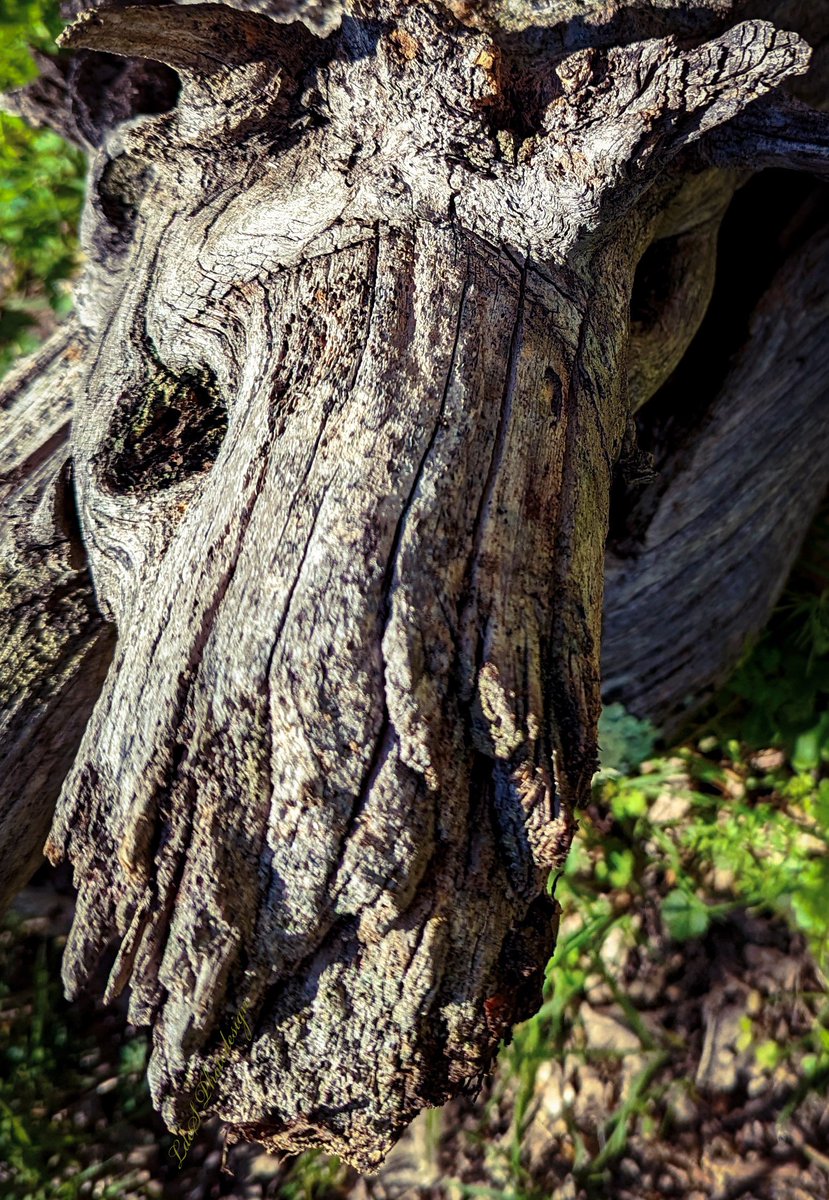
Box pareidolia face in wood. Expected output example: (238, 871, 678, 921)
(33, 0, 822, 1168)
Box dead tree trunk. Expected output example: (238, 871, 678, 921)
(0, 324, 115, 912)
(1, 0, 827, 1170)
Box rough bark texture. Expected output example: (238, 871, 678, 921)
(604, 211, 829, 736)
(0, 324, 115, 912)
(0, 0, 827, 1171)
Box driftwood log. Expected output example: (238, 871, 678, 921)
(1, 0, 828, 1170)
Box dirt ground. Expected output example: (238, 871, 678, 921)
(3, 858, 828, 1200)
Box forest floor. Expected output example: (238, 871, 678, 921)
(3, 753, 829, 1200)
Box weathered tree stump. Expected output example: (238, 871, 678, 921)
(1, 0, 827, 1170)
(0, 324, 114, 913)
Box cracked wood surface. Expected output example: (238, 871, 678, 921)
(0, 0, 827, 1170)
(0, 324, 115, 912)
(53, 221, 626, 1166)
(604, 215, 829, 737)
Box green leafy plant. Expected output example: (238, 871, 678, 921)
(0, 934, 95, 1199)
(597, 703, 658, 774)
(487, 526, 829, 1192)
(278, 1151, 349, 1200)
(0, 0, 85, 375)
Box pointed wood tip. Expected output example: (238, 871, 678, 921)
(43, 834, 64, 867)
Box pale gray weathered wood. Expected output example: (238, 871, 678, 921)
(0, 0, 826, 1169)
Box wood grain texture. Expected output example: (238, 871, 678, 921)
(1, 0, 826, 1169)
(604, 218, 829, 738)
(53, 223, 628, 1165)
(0, 49, 179, 150)
(627, 171, 742, 412)
(0, 324, 115, 912)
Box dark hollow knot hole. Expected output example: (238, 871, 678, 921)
(96, 154, 152, 251)
(103, 363, 228, 496)
(56, 458, 88, 572)
(629, 233, 680, 329)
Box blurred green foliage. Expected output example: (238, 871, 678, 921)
(597, 704, 658, 775)
(494, 740, 829, 1191)
(0, 0, 85, 375)
(0, 924, 154, 1200)
(488, 524, 829, 1193)
(590, 546, 829, 973)
(701, 507, 829, 761)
